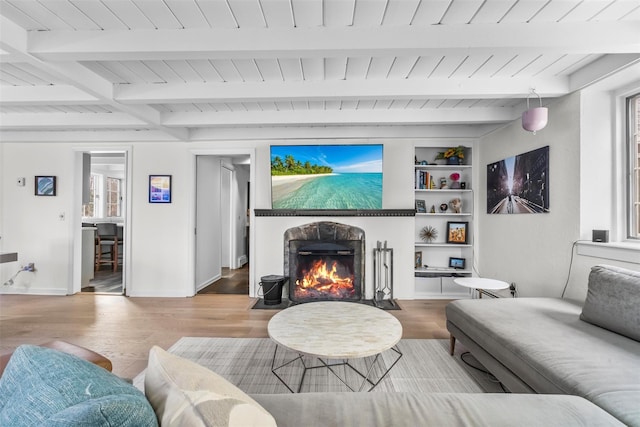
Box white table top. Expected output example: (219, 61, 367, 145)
(454, 277, 510, 290)
(268, 301, 402, 359)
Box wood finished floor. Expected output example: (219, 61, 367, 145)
(0, 294, 451, 379)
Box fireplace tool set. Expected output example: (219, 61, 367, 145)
(373, 240, 396, 309)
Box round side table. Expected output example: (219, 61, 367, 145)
(453, 277, 509, 298)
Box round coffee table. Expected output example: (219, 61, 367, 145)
(268, 301, 403, 392)
(453, 277, 509, 298)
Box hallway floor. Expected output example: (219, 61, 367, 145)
(198, 265, 249, 295)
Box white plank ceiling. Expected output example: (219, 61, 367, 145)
(1, 0, 639, 141)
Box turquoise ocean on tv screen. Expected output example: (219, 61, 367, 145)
(273, 173, 382, 209)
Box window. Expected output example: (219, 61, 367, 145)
(628, 93, 640, 239)
(106, 177, 122, 218)
(82, 174, 98, 218)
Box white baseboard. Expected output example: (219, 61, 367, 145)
(0, 287, 68, 296)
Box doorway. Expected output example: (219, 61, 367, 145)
(75, 151, 128, 295)
(194, 154, 251, 295)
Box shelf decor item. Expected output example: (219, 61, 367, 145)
(419, 226, 438, 243)
(446, 221, 468, 244)
(449, 198, 462, 213)
(414, 251, 423, 268)
(415, 199, 427, 213)
(449, 172, 461, 189)
(435, 146, 465, 165)
(449, 257, 466, 269)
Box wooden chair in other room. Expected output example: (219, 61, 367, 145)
(95, 223, 118, 272)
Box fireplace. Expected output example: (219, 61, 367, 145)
(284, 222, 365, 303)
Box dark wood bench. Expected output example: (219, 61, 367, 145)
(0, 340, 112, 377)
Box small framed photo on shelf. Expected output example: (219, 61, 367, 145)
(149, 175, 172, 203)
(449, 257, 466, 269)
(35, 176, 56, 196)
(415, 199, 427, 213)
(414, 251, 423, 269)
(446, 221, 469, 244)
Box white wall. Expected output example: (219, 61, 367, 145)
(3, 126, 633, 299)
(478, 93, 582, 297)
(478, 91, 639, 299)
(127, 143, 192, 297)
(0, 137, 420, 298)
(0, 143, 76, 294)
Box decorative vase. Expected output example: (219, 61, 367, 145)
(447, 156, 460, 165)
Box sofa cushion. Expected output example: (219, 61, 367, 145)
(253, 392, 625, 427)
(144, 345, 276, 427)
(580, 264, 640, 342)
(0, 345, 157, 427)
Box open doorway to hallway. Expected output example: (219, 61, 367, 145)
(80, 152, 126, 295)
(194, 154, 250, 295)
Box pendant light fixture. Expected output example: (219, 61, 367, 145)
(522, 89, 548, 135)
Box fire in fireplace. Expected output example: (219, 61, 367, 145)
(294, 242, 356, 301)
(284, 222, 365, 304)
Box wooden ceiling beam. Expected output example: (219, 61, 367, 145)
(114, 77, 568, 104)
(26, 22, 640, 61)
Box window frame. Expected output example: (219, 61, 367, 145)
(627, 93, 640, 240)
(106, 176, 122, 218)
(82, 173, 101, 219)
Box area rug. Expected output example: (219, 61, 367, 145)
(134, 337, 503, 394)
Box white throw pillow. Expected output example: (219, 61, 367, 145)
(144, 346, 277, 427)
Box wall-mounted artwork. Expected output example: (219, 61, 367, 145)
(35, 176, 56, 196)
(270, 144, 383, 209)
(149, 175, 172, 203)
(487, 146, 549, 214)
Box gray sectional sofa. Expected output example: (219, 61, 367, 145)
(0, 344, 625, 426)
(446, 264, 640, 427)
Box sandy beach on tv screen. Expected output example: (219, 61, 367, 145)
(271, 173, 335, 203)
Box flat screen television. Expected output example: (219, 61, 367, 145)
(270, 144, 383, 209)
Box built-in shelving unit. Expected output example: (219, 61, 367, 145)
(413, 145, 475, 299)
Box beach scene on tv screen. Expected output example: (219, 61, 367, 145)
(271, 144, 383, 209)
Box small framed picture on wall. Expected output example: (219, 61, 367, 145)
(35, 176, 56, 196)
(149, 175, 172, 203)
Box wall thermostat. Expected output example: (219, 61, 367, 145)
(17, 177, 25, 187)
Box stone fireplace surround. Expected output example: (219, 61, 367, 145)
(284, 222, 365, 303)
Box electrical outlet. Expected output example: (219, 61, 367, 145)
(59, 212, 65, 221)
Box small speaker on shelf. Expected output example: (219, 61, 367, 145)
(592, 230, 609, 243)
